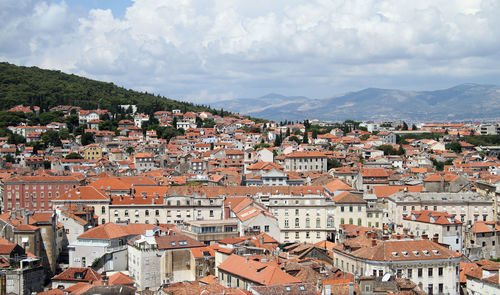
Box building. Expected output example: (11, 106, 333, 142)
(387, 192, 493, 233)
(135, 152, 155, 171)
(263, 188, 336, 243)
(1, 175, 82, 212)
(181, 219, 239, 245)
(466, 221, 500, 260)
(284, 151, 327, 172)
(217, 254, 300, 289)
(332, 236, 462, 295)
(1, 258, 45, 295)
(401, 210, 463, 252)
(68, 223, 157, 272)
(82, 144, 102, 160)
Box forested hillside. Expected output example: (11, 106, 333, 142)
(0, 62, 215, 115)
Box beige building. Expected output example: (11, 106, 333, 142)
(263, 191, 336, 243)
(181, 219, 239, 245)
(284, 151, 327, 172)
(388, 192, 493, 232)
(400, 210, 463, 252)
(333, 236, 462, 295)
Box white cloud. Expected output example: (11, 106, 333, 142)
(1, 0, 500, 102)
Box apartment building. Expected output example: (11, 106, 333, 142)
(400, 210, 463, 252)
(388, 192, 493, 232)
(263, 190, 336, 243)
(333, 236, 462, 295)
(2, 176, 82, 212)
(284, 151, 327, 172)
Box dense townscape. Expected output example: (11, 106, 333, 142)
(1, 97, 500, 295)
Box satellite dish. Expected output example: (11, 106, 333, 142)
(382, 273, 391, 282)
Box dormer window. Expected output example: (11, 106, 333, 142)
(402, 251, 409, 257)
(392, 252, 399, 258)
(422, 250, 430, 256)
(413, 251, 420, 256)
(432, 250, 440, 255)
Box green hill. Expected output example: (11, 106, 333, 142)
(0, 62, 217, 115)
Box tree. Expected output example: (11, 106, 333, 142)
(286, 128, 290, 137)
(398, 144, 406, 155)
(312, 129, 318, 139)
(4, 154, 15, 163)
(412, 124, 417, 130)
(65, 152, 83, 159)
(59, 128, 70, 140)
(302, 132, 309, 144)
(274, 133, 282, 147)
(41, 130, 62, 147)
(289, 136, 301, 144)
(402, 121, 409, 130)
(377, 144, 398, 155)
(81, 132, 95, 146)
(327, 158, 342, 170)
(126, 146, 135, 155)
(43, 160, 51, 169)
(445, 142, 462, 153)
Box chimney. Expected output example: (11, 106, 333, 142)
(24, 213, 30, 225)
(382, 236, 389, 241)
(409, 234, 414, 239)
(432, 236, 439, 244)
(422, 234, 428, 240)
(348, 282, 354, 295)
(371, 239, 377, 247)
(396, 234, 401, 240)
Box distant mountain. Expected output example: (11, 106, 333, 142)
(211, 84, 500, 122)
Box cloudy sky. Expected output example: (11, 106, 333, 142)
(1, 0, 500, 103)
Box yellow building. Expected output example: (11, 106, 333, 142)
(83, 144, 102, 160)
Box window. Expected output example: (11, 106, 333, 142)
(124, 210, 129, 216)
(357, 218, 362, 226)
(438, 284, 443, 294)
(418, 268, 422, 278)
(264, 225, 269, 232)
(295, 209, 299, 215)
(438, 267, 443, 276)
(305, 218, 310, 228)
(428, 267, 433, 277)
(156, 210, 159, 216)
(407, 268, 412, 278)
(306, 232, 310, 239)
(285, 209, 289, 216)
(114, 210, 118, 217)
(317, 232, 321, 238)
(295, 218, 300, 228)
(349, 218, 353, 225)
(285, 219, 289, 228)
(341, 206, 344, 212)
(349, 206, 353, 212)
(295, 232, 299, 239)
(316, 218, 321, 228)
(427, 284, 433, 295)
(341, 218, 345, 224)
(145, 210, 149, 216)
(210, 210, 214, 217)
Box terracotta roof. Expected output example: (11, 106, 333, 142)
(108, 272, 135, 285)
(77, 223, 157, 240)
(333, 191, 367, 204)
(286, 151, 326, 158)
(155, 232, 204, 250)
(373, 185, 423, 199)
(218, 254, 301, 285)
(54, 186, 109, 201)
(52, 267, 102, 282)
(336, 239, 462, 261)
(404, 210, 462, 225)
(324, 179, 352, 193)
(362, 168, 389, 178)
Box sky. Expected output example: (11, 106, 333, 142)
(1, 0, 500, 104)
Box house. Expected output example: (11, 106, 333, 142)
(466, 221, 500, 260)
(135, 152, 155, 171)
(401, 210, 463, 252)
(332, 235, 462, 295)
(82, 144, 102, 160)
(51, 267, 101, 289)
(68, 223, 157, 272)
(217, 254, 300, 289)
(284, 151, 327, 172)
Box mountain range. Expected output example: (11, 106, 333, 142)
(210, 84, 500, 122)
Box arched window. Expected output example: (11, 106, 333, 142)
(349, 218, 353, 225)
(145, 210, 149, 216)
(340, 218, 345, 224)
(358, 218, 362, 226)
(295, 218, 300, 228)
